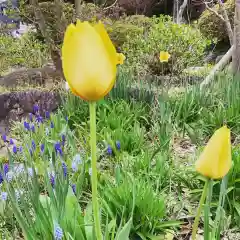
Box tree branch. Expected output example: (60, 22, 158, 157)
(200, 46, 234, 88)
(177, 0, 188, 24)
(204, 0, 233, 45)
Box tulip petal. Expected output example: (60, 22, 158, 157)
(63, 23, 76, 44)
(94, 21, 117, 64)
(117, 53, 126, 65)
(62, 21, 116, 101)
(159, 51, 170, 63)
(195, 126, 232, 179)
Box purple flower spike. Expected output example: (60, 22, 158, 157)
(36, 115, 43, 124)
(9, 139, 14, 145)
(33, 104, 39, 113)
(116, 141, 121, 150)
(50, 174, 55, 187)
(19, 146, 23, 153)
(32, 140, 36, 151)
(62, 162, 67, 178)
(40, 143, 45, 153)
(24, 121, 30, 131)
(45, 111, 50, 119)
(2, 135, 7, 143)
(13, 145, 17, 154)
(107, 145, 112, 155)
(72, 184, 76, 195)
(0, 172, 3, 184)
(29, 113, 33, 122)
(31, 125, 35, 133)
(3, 163, 9, 175)
(61, 135, 66, 146)
(54, 223, 63, 240)
(50, 122, 54, 129)
(55, 142, 63, 157)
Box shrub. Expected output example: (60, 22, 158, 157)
(106, 15, 152, 48)
(0, 33, 48, 74)
(122, 15, 210, 76)
(198, 0, 235, 42)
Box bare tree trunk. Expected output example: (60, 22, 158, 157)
(75, 0, 82, 19)
(173, 0, 179, 23)
(29, 0, 63, 74)
(232, 0, 240, 75)
(177, 0, 188, 24)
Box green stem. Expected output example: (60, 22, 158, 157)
(89, 101, 102, 240)
(204, 179, 213, 240)
(192, 179, 210, 240)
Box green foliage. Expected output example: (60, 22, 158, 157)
(0, 33, 48, 74)
(99, 171, 175, 239)
(122, 15, 210, 76)
(198, 0, 235, 42)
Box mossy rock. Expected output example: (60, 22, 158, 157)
(198, 0, 234, 42)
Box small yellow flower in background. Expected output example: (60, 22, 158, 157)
(62, 20, 124, 101)
(117, 53, 126, 65)
(159, 51, 171, 63)
(195, 126, 232, 179)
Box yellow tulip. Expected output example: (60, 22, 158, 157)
(117, 53, 126, 65)
(159, 51, 171, 63)
(195, 126, 232, 179)
(62, 20, 124, 101)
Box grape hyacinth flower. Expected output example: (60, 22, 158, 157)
(72, 184, 76, 195)
(50, 174, 55, 187)
(45, 111, 50, 119)
(55, 142, 63, 157)
(13, 145, 17, 154)
(33, 104, 39, 113)
(36, 115, 43, 124)
(24, 121, 30, 131)
(29, 148, 33, 157)
(45, 128, 50, 136)
(32, 140, 36, 151)
(50, 121, 54, 129)
(0, 172, 3, 184)
(19, 146, 23, 153)
(2, 134, 7, 143)
(116, 141, 121, 150)
(1, 192, 7, 201)
(54, 223, 63, 240)
(62, 162, 67, 178)
(6, 171, 13, 182)
(71, 161, 78, 172)
(3, 163, 9, 175)
(40, 143, 45, 153)
(65, 116, 68, 122)
(14, 164, 24, 176)
(31, 124, 35, 133)
(29, 113, 33, 122)
(61, 134, 66, 146)
(107, 145, 112, 155)
(9, 139, 14, 145)
(73, 154, 82, 165)
(28, 168, 33, 177)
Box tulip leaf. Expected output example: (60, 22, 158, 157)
(84, 201, 94, 240)
(115, 217, 132, 240)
